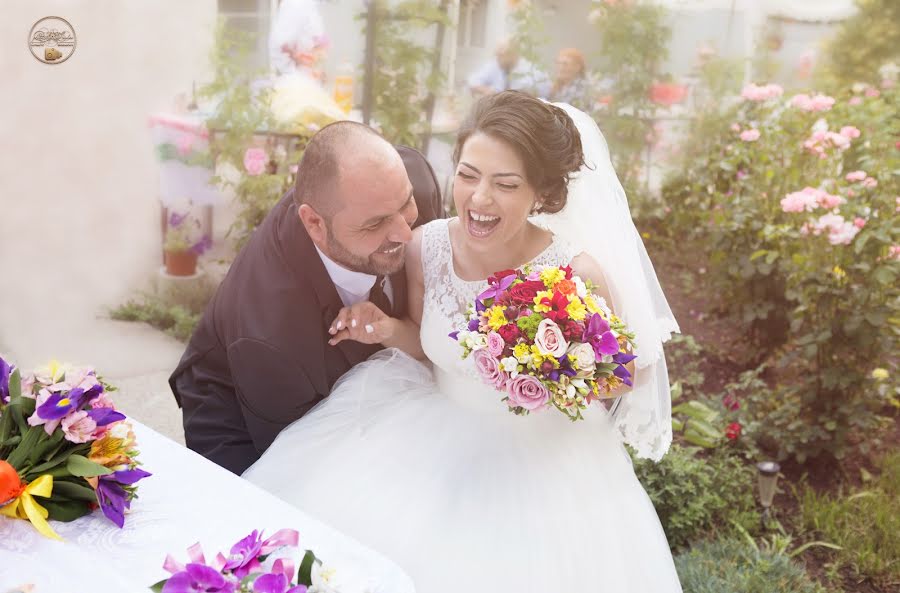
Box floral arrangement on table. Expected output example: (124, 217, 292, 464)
(451, 265, 637, 421)
(164, 210, 212, 276)
(152, 528, 341, 593)
(0, 356, 150, 540)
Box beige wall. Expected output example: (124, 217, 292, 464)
(0, 1, 217, 353)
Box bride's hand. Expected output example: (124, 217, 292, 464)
(328, 302, 396, 346)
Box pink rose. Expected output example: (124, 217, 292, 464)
(845, 170, 867, 182)
(473, 349, 508, 390)
(839, 126, 861, 139)
(739, 129, 760, 142)
(730, 123, 741, 132)
(849, 97, 863, 106)
(243, 147, 268, 176)
(865, 88, 880, 98)
(862, 177, 878, 189)
(534, 319, 569, 357)
(506, 374, 550, 411)
(854, 217, 867, 229)
(487, 332, 506, 357)
(61, 411, 98, 443)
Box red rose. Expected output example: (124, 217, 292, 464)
(508, 280, 546, 304)
(725, 422, 742, 440)
(487, 269, 518, 284)
(558, 319, 583, 342)
(497, 324, 523, 345)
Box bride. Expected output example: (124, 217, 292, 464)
(244, 91, 683, 591)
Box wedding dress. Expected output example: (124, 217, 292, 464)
(244, 217, 683, 592)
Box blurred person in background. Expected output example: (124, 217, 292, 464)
(467, 38, 550, 98)
(269, 0, 329, 81)
(549, 47, 591, 110)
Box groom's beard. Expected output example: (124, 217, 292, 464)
(324, 230, 406, 277)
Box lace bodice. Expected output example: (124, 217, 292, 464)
(419, 218, 581, 384)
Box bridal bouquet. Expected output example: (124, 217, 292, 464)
(0, 356, 150, 540)
(451, 265, 637, 421)
(152, 528, 340, 593)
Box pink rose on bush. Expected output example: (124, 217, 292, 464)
(739, 129, 760, 142)
(741, 83, 783, 102)
(846, 170, 867, 182)
(862, 177, 878, 189)
(890, 245, 900, 260)
(839, 126, 861, 139)
(865, 88, 880, 98)
(534, 319, 569, 357)
(791, 93, 835, 112)
(487, 332, 506, 357)
(854, 217, 867, 229)
(473, 348, 508, 389)
(243, 147, 268, 176)
(506, 374, 550, 411)
(781, 187, 820, 213)
(849, 96, 863, 106)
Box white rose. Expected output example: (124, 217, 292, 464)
(566, 342, 597, 372)
(534, 319, 569, 357)
(310, 564, 342, 593)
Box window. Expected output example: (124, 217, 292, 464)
(217, 0, 272, 70)
(457, 0, 488, 49)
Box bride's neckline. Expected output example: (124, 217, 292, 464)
(444, 218, 557, 285)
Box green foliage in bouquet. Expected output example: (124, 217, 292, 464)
(674, 537, 827, 593)
(360, 0, 449, 148)
(817, 0, 900, 91)
(632, 445, 759, 549)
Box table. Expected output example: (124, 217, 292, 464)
(0, 421, 415, 593)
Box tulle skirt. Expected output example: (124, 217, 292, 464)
(244, 350, 682, 592)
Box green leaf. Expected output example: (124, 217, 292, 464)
(51, 479, 99, 502)
(4, 426, 46, 468)
(750, 249, 769, 261)
(874, 266, 895, 286)
(43, 499, 91, 522)
(672, 400, 719, 423)
(670, 381, 683, 402)
(9, 368, 21, 400)
(672, 417, 685, 432)
(297, 550, 319, 586)
(66, 454, 113, 478)
(150, 580, 168, 593)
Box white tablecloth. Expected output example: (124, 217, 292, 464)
(0, 421, 415, 593)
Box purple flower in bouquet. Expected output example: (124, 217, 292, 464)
(506, 374, 550, 411)
(252, 573, 308, 593)
(86, 406, 126, 427)
(34, 383, 103, 421)
(96, 467, 152, 528)
(0, 356, 12, 404)
(222, 530, 265, 578)
(582, 313, 619, 359)
(162, 563, 235, 593)
(477, 273, 516, 304)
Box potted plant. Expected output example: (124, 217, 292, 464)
(163, 211, 211, 276)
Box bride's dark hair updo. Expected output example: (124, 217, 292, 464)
(453, 90, 585, 214)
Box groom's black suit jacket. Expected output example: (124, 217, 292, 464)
(169, 146, 444, 475)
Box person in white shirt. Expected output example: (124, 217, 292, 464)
(467, 38, 550, 98)
(269, 0, 328, 78)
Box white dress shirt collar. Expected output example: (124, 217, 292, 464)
(315, 246, 378, 305)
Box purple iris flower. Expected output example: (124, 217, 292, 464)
(252, 573, 307, 593)
(222, 530, 264, 579)
(0, 356, 12, 404)
(162, 563, 235, 593)
(582, 313, 620, 359)
(475, 299, 486, 313)
(467, 318, 480, 331)
(96, 468, 152, 528)
(477, 273, 516, 303)
(448, 331, 460, 341)
(86, 407, 126, 426)
(35, 383, 103, 420)
(614, 364, 633, 387)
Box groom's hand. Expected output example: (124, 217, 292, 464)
(328, 302, 395, 346)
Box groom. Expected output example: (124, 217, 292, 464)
(169, 122, 444, 475)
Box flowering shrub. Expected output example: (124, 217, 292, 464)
(662, 80, 899, 461)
